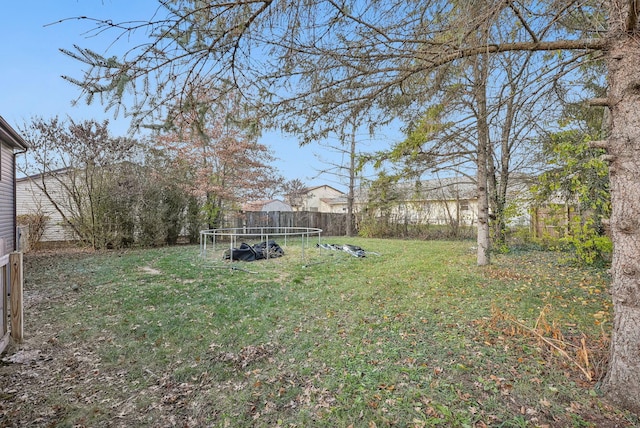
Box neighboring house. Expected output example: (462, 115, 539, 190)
(352, 176, 532, 228)
(392, 177, 479, 226)
(0, 116, 29, 253)
(321, 195, 350, 214)
(16, 169, 78, 243)
(298, 185, 346, 213)
(242, 199, 292, 212)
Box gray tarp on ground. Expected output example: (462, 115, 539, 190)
(224, 240, 285, 261)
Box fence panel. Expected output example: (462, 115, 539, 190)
(237, 211, 350, 236)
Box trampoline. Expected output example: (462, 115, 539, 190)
(199, 226, 323, 261)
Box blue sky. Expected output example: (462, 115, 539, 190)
(1, 0, 396, 189)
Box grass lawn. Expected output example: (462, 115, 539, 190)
(1, 238, 637, 427)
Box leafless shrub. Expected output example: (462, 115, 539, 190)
(17, 212, 49, 251)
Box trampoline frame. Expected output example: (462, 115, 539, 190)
(199, 226, 323, 260)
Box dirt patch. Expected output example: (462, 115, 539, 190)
(1, 349, 41, 365)
(0, 336, 217, 427)
(139, 266, 162, 275)
(211, 343, 275, 369)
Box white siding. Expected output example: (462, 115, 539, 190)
(389, 199, 479, 226)
(301, 185, 346, 212)
(16, 176, 77, 242)
(0, 143, 15, 253)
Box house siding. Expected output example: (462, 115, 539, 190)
(16, 175, 77, 242)
(387, 198, 479, 226)
(301, 185, 346, 212)
(0, 142, 15, 253)
(347, 177, 532, 228)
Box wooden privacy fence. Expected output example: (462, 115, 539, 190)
(234, 211, 352, 236)
(0, 250, 23, 354)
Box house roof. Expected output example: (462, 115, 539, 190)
(355, 175, 535, 203)
(0, 115, 29, 150)
(414, 177, 477, 200)
(243, 200, 275, 211)
(303, 184, 345, 195)
(242, 199, 292, 211)
(321, 197, 348, 205)
(355, 177, 477, 202)
(16, 167, 73, 182)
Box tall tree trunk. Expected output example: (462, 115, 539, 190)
(346, 124, 357, 237)
(487, 141, 509, 248)
(493, 91, 515, 246)
(602, 3, 640, 412)
(476, 127, 491, 265)
(475, 54, 491, 266)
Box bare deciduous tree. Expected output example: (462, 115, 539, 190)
(313, 118, 365, 236)
(154, 89, 283, 228)
(282, 178, 308, 212)
(18, 117, 138, 249)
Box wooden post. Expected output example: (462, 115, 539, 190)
(0, 256, 7, 353)
(0, 238, 7, 353)
(10, 252, 23, 342)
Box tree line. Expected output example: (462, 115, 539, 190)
(17, 116, 293, 249)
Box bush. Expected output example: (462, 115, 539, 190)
(562, 217, 612, 266)
(357, 215, 475, 240)
(17, 212, 49, 251)
(185, 197, 205, 244)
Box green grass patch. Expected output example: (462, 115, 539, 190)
(2, 239, 636, 427)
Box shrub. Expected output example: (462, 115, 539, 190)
(562, 216, 612, 266)
(17, 212, 49, 251)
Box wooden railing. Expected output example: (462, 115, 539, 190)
(0, 251, 23, 354)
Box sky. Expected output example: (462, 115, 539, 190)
(1, 0, 398, 191)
